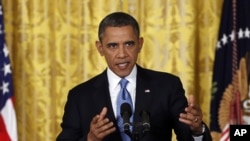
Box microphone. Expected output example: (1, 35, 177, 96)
(140, 110, 150, 133)
(120, 103, 132, 131)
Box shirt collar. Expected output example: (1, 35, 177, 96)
(107, 65, 137, 90)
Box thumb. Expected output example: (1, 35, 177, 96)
(188, 94, 195, 107)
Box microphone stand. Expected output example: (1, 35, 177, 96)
(120, 103, 150, 141)
(124, 121, 150, 141)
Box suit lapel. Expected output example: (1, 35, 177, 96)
(92, 70, 116, 121)
(91, 70, 122, 140)
(133, 66, 153, 123)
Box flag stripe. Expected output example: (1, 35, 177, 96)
(0, 1, 18, 141)
(220, 124, 230, 141)
(1, 98, 17, 141)
(0, 115, 11, 140)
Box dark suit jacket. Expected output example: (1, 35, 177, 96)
(56, 65, 212, 141)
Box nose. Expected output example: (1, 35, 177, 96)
(117, 46, 127, 58)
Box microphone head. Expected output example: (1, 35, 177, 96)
(140, 110, 150, 121)
(140, 110, 151, 133)
(120, 103, 132, 117)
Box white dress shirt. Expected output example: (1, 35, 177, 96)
(107, 65, 137, 118)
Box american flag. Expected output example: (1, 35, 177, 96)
(0, 1, 18, 141)
(210, 0, 250, 140)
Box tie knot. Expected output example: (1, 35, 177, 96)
(119, 78, 129, 89)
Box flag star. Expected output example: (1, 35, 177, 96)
(229, 30, 235, 41)
(238, 28, 244, 39)
(0, 81, 9, 95)
(3, 63, 11, 76)
(245, 28, 250, 38)
(3, 44, 9, 57)
(216, 41, 221, 49)
(221, 34, 228, 45)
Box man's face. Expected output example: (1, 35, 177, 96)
(96, 25, 143, 77)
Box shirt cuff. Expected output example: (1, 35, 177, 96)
(193, 135, 203, 141)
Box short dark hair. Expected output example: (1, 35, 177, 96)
(98, 12, 140, 41)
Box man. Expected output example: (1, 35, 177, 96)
(57, 12, 212, 141)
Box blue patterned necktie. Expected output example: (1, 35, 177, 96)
(117, 78, 133, 141)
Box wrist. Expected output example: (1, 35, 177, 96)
(192, 123, 205, 136)
(87, 133, 97, 141)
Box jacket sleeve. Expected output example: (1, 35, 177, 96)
(56, 89, 88, 141)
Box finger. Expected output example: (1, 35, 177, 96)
(95, 107, 111, 129)
(91, 114, 100, 124)
(187, 95, 200, 114)
(90, 108, 107, 129)
(188, 94, 195, 107)
(100, 126, 116, 137)
(96, 123, 116, 139)
(94, 119, 116, 139)
(180, 110, 202, 122)
(98, 121, 115, 133)
(88, 115, 101, 140)
(89, 118, 109, 138)
(179, 113, 201, 126)
(179, 115, 194, 125)
(98, 107, 108, 121)
(185, 106, 200, 116)
(179, 113, 196, 121)
(100, 107, 108, 117)
(94, 120, 107, 133)
(179, 117, 201, 130)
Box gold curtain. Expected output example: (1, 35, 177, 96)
(2, 0, 223, 140)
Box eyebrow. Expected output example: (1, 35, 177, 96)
(125, 41, 135, 45)
(106, 42, 118, 47)
(105, 40, 135, 47)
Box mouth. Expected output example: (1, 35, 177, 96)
(117, 62, 129, 69)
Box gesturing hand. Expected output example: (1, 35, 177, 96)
(87, 107, 116, 141)
(179, 95, 204, 135)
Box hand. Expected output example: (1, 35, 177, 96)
(87, 107, 116, 141)
(179, 95, 204, 135)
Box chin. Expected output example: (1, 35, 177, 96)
(116, 71, 130, 78)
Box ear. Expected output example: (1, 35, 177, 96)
(96, 41, 104, 56)
(138, 37, 144, 52)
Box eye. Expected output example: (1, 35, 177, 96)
(125, 41, 135, 47)
(107, 43, 118, 48)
